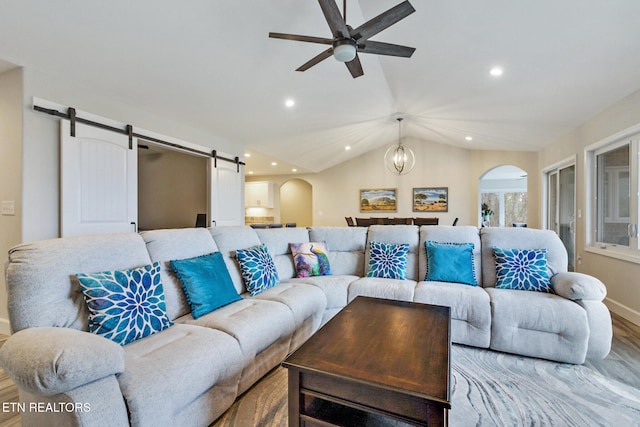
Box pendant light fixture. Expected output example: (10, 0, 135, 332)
(384, 117, 415, 175)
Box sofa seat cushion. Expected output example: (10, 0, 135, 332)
(348, 277, 416, 303)
(118, 324, 243, 427)
(288, 275, 359, 309)
(485, 288, 589, 364)
(176, 298, 295, 365)
(253, 282, 326, 328)
(414, 281, 491, 348)
(254, 282, 327, 351)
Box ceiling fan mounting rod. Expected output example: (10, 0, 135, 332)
(343, 0, 347, 21)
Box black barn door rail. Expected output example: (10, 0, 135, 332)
(34, 105, 245, 170)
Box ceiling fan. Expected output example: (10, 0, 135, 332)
(269, 0, 416, 78)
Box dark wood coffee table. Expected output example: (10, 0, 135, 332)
(283, 296, 451, 426)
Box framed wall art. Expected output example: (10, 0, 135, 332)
(413, 187, 448, 212)
(360, 188, 397, 212)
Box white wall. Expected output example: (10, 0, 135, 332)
(540, 87, 640, 325)
(253, 138, 540, 228)
(0, 67, 23, 334)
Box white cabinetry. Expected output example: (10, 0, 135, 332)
(245, 181, 274, 208)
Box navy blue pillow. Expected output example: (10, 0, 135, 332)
(425, 241, 478, 286)
(170, 252, 241, 319)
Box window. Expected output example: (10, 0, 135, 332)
(587, 130, 640, 261)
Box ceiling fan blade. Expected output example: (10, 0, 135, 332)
(318, 0, 350, 39)
(296, 48, 334, 72)
(345, 55, 364, 78)
(358, 40, 415, 57)
(351, 0, 415, 42)
(269, 32, 334, 45)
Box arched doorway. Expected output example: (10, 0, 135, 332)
(479, 165, 528, 227)
(280, 179, 312, 227)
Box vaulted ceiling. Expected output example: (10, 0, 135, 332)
(2, 1, 640, 175)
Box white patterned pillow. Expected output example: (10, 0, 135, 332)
(366, 241, 409, 280)
(76, 262, 173, 345)
(236, 244, 280, 296)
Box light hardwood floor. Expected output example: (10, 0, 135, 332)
(0, 313, 639, 427)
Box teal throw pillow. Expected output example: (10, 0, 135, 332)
(366, 241, 409, 279)
(290, 241, 331, 278)
(77, 262, 173, 346)
(493, 247, 552, 293)
(236, 244, 279, 296)
(425, 241, 477, 286)
(170, 252, 241, 319)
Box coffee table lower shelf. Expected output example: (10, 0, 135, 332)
(288, 369, 448, 427)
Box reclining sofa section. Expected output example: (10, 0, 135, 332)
(0, 225, 612, 427)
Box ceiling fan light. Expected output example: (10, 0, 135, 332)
(333, 39, 357, 62)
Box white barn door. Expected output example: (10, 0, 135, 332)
(60, 120, 137, 236)
(209, 157, 244, 226)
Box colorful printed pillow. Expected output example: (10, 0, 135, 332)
(76, 262, 173, 346)
(425, 241, 477, 286)
(366, 241, 410, 279)
(290, 241, 331, 278)
(170, 252, 242, 319)
(236, 244, 279, 296)
(493, 247, 552, 293)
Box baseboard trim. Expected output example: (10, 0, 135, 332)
(0, 317, 11, 335)
(605, 297, 640, 327)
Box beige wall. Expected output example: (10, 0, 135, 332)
(0, 67, 23, 334)
(138, 148, 207, 230)
(253, 138, 539, 228)
(540, 87, 640, 325)
(279, 179, 312, 227)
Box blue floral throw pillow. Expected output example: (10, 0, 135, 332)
(76, 262, 173, 346)
(493, 247, 552, 293)
(366, 241, 410, 279)
(236, 244, 279, 296)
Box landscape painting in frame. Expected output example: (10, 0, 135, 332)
(413, 187, 448, 212)
(360, 188, 397, 212)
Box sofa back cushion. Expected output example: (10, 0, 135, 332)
(480, 227, 568, 288)
(6, 233, 151, 333)
(255, 227, 311, 280)
(366, 225, 419, 281)
(308, 226, 368, 276)
(209, 226, 262, 294)
(419, 226, 482, 286)
(142, 228, 220, 320)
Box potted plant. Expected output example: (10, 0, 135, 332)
(481, 203, 494, 221)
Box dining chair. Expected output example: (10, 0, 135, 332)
(355, 217, 380, 226)
(413, 217, 439, 226)
(345, 217, 355, 226)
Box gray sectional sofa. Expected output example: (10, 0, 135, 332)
(0, 225, 612, 427)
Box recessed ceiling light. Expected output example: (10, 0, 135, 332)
(292, 168, 297, 172)
(345, 146, 351, 151)
(271, 162, 277, 166)
(248, 171, 254, 175)
(465, 136, 473, 141)
(489, 67, 503, 77)
(244, 153, 251, 157)
(285, 99, 295, 108)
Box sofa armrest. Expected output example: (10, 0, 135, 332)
(0, 327, 124, 395)
(551, 272, 607, 301)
